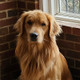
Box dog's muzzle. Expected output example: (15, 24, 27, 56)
(30, 32, 38, 41)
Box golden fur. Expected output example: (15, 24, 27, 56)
(14, 10, 72, 80)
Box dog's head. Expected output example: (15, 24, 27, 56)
(14, 10, 61, 43)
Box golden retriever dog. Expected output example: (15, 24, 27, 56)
(14, 10, 72, 80)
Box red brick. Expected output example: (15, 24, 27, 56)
(65, 34, 80, 42)
(0, 49, 15, 61)
(18, 9, 27, 16)
(10, 40, 16, 49)
(1, 69, 20, 80)
(75, 43, 80, 52)
(1, 63, 19, 76)
(9, 25, 16, 33)
(62, 26, 72, 34)
(27, 2, 36, 10)
(72, 28, 80, 36)
(1, 58, 11, 69)
(57, 33, 65, 40)
(18, 1, 26, 8)
(0, 12, 6, 19)
(57, 40, 75, 50)
(10, 56, 18, 64)
(0, 17, 17, 27)
(70, 67, 80, 77)
(0, 27, 8, 36)
(0, 33, 17, 44)
(0, 2, 17, 10)
(66, 58, 74, 67)
(8, 9, 18, 17)
(66, 50, 80, 59)
(0, 43, 9, 52)
(59, 48, 67, 56)
(75, 60, 80, 68)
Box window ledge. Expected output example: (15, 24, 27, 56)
(55, 14, 80, 29)
(56, 20, 80, 29)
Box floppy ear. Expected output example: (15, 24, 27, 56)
(14, 12, 28, 36)
(45, 13, 62, 38)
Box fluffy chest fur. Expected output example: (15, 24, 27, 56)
(16, 38, 60, 80)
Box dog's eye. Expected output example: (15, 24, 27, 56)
(27, 20, 33, 25)
(41, 23, 46, 26)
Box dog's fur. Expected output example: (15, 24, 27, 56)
(14, 10, 72, 80)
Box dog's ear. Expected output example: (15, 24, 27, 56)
(14, 12, 28, 36)
(45, 13, 62, 38)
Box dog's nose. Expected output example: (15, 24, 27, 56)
(30, 32, 38, 41)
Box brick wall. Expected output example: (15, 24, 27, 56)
(57, 26, 80, 80)
(0, 0, 80, 80)
(0, 0, 19, 80)
(18, 0, 39, 15)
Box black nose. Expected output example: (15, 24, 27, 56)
(30, 32, 38, 41)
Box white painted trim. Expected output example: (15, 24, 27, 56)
(57, 20, 80, 29)
(55, 15, 80, 24)
(48, 0, 55, 15)
(39, 0, 49, 13)
(43, 0, 49, 13)
(50, 0, 59, 15)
